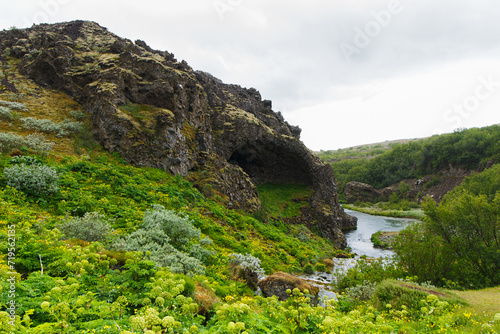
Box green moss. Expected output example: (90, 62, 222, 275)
(257, 183, 313, 220)
(117, 102, 173, 130)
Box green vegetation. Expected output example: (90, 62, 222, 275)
(58, 211, 114, 242)
(320, 126, 500, 198)
(20, 116, 82, 137)
(371, 231, 392, 249)
(455, 286, 500, 316)
(393, 164, 500, 289)
(2, 152, 497, 333)
(256, 183, 313, 220)
(319, 142, 394, 162)
(344, 203, 424, 219)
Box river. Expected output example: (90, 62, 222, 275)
(298, 209, 417, 300)
(343, 209, 416, 258)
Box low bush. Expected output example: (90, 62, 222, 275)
(303, 263, 315, 274)
(0, 99, 27, 111)
(0, 106, 16, 120)
(113, 205, 212, 275)
(58, 212, 114, 242)
(0, 132, 54, 154)
(20, 117, 83, 137)
(335, 258, 405, 292)
(372, 279, 430, 314)
(315, 263, 326, 272)
(229, 253, 265, 277)
(3, 162, 59, 196)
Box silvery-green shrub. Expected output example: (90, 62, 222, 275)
(58, 212, 114, 242)
(3, 163, 59, 196)
(9, 155, 43, 166)
(0, 100, 27, 111)
(113, 205, 211, 275)
(229, 253, 265, 277)
(344, 280, 377, 301)
(0, 131, 54, 154)
(143, 204, 210, 251)
(0, 106, 15, 120)
(20, 117, 82, 137)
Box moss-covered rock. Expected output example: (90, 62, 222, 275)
(258, 272, 319, 302)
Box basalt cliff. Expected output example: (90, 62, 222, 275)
(0, 21, 356, 248)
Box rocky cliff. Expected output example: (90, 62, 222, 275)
(0, 21, 356, 247)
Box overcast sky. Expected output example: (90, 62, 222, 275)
(2, 0, 500, 150)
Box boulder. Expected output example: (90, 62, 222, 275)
(258, 272, 319, 302)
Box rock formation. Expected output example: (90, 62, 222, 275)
(258, 272, 319, 302)
(0, 21, 356, 247)
(345, 181, 385, 203)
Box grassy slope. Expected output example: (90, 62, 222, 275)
(455, 287, 500, 316)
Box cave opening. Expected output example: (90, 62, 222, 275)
(228, 143, 313, 186)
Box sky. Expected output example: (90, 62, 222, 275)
(1, 0, 500, 150)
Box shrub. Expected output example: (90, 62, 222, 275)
(0, 100, 27, 111)
(58, 212, 114, 242)
(9, 155, 43, 166)
(422, 192, 500, 287)
(0, 132, 54, 154)
(423, 175, 440, 190)
(70, 110, 86, 120)
(371, 279, 431, 314)
(3, 163, 59, 196)
(229, 253, 265, 277)
(20, 117, 83, 137)
(335, 258, 404, 292)
(143, 205, 202, 250)
(0, 106, 16, 120)
(113, 206, 211, 275)
(303, 263, 315, 275)
(315, 263, 326, 272)
(344, 280, 377, 301)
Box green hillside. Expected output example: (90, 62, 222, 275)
(319, 126, 500, 201)
(0, 31, 499, 333)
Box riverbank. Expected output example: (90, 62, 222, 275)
(371, 231, 399, 249)
(343, 204, 425, 219)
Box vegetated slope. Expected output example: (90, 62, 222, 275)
(318, 138, 416, 162)
(0, 21, 356, 248)
(393, 164, 500, 289)
(319, 126, 500, 201)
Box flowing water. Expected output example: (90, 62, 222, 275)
(343, 209, 416, 258)
(298, 209, 417, 300)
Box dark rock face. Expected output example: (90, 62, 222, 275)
(345, 181, 385, 203)
(0, 21, 356, 247)
(258, 272, 319, 302)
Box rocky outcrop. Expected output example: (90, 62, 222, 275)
(0, 21, 356, 247)
(345, 181, 385, 203)
(258, 272, 319, 302)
